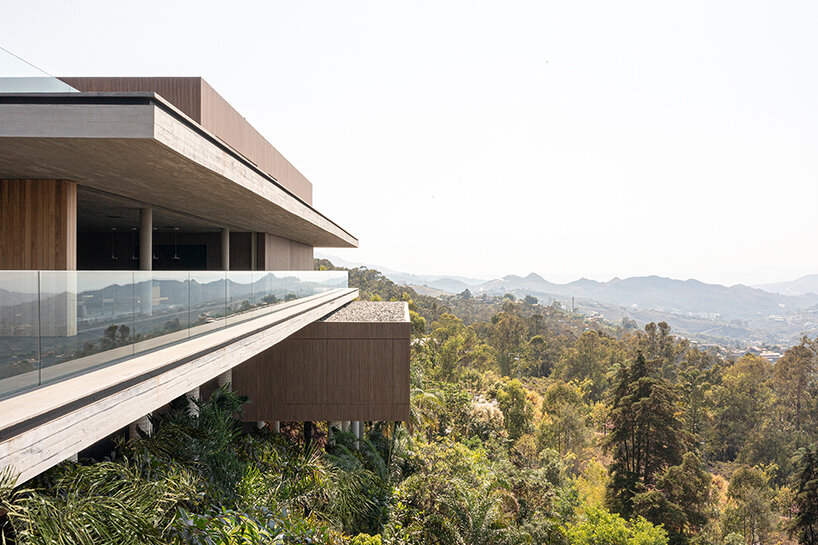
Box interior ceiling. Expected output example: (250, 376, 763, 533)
(77, 187, 222, 232)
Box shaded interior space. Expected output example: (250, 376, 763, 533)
(76, 187, 256, 271)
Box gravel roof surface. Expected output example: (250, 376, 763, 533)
(322, 301, 408, 322)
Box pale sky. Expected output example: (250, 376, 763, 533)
(2, 1, 817, 286)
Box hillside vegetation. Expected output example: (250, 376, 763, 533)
(0, 261, 815, 545)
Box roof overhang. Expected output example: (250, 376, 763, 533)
(0, 93, 357, 248)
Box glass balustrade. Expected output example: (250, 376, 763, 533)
(0, 46, 80, 93)
(0, 270, 348, 397)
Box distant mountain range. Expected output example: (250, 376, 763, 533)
(315, 253, 486, 292)
(473, 273, 818, 320)
(757, 274, 818, 296)
(317, 253, 818, 346)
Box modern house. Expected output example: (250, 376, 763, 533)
(0, 72, 410, 483)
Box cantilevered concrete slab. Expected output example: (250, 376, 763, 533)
(58, 77, 314, 205)
(0, 93, 357, 248)
(0, 287, 358, 483)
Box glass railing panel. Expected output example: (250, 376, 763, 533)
(283, 273, 298, 303)
(0, 47, 79, 93)
(133, 271, 191, 355)
(328, 271, 349, 290)
(0, 271, 40, 397)
(251, 271, 285, 317)
(0, 269, 347, 398)
(295, 270, 348, 294)
(189, 271, 227, 337)
(39, 271, 135, 384)
(226, 272, 255, 325)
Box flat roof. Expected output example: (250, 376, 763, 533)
(0, 93, 357, 248)
(322, 301, 410, 323)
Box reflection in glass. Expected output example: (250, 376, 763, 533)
(133, 272, 191, 354)
(0, 270, 347, 397)
(39, 271, 135, 383)
(189, 272, 226, 336)
(0, 46, 79, 93)
(0, 271, 40, 396)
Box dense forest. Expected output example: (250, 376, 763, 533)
(0, 261, 816, 544)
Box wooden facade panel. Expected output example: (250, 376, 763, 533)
(259, 233, 314, 271)
(285, 339, 327, 405)
(234, 321, 410, 422)
(0, 179, 77, 270)
(289, 240, 313, 270)
(229, 232, 253, 270)
(60, 77, 203, 122)
(370, 341, 393, 405)
(392, 339, 411, 403)
(328, 339, 366, 405)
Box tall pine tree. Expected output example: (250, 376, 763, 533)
(791, 443, 818, 545)
(605, 351, 689, 518)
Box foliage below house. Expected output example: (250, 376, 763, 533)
(0, 261, 816, 545)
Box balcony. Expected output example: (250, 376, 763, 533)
(0, 269, 349, 398)
(0, 269, 359, 481)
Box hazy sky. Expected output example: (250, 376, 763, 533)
(3, 1, 817, 286)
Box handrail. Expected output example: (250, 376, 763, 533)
(0, 269, 348, 398)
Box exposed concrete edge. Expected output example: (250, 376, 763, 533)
(152, 105, 357, 248)
(0, 96, 358, 248)
(0, 288, 357, 483)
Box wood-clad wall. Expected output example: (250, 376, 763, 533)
(60, 77, 313, 204)
(233, 321, 411, 422)
(229, 232, 253, 270)
(0, 179, 77, 270)
(258, 233, 313, 271)
(59, 77, 203, 122)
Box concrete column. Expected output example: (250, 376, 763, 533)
(129, 414, 152, 440)
(352, 421, 362, 448)
(139, 208, 153, 317)
(271, 421, 280, 433)
(250, 232, 257, 271)
(139, 208, 152, 271)
(187, 386, 200, 416)
(221, 227, 230, 270)
(217, 370, 232, 389)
